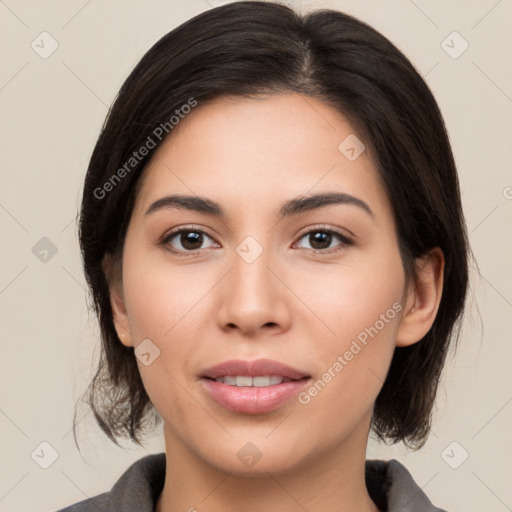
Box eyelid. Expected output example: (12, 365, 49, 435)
(292, 224, 354, 252)
(294, 223, 354, 242)
(162, 224, 217, 241)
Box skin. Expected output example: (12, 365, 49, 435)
(106, 93, 444, 512)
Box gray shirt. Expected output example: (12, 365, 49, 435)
(55, 453, 448, 512)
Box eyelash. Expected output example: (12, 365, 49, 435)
(160, 224, 354, 258)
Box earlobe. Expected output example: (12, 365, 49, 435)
(109, 287, 134, 348)
(395, 248, 445, 348)
(102, 252, 134, 348)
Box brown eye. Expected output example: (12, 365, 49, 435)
(295, 228, 353, 253)
(162, 227, 218, 255)
(308, 231, 333, 250)
(176, 231, 204, 250)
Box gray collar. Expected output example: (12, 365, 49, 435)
(57, 453, 448, 512)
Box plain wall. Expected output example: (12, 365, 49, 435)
(0, 0, 511, 510)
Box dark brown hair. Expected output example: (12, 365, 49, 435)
(75, 0, 470, 449)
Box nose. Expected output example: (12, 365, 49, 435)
(216, 244, 292, 337)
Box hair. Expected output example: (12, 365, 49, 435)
(75, 0, 470, 450)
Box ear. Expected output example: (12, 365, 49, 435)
(102, 252, 133, 348)
(395, 247, 445, 347)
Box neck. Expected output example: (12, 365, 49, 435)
(156, 423, 380, 512)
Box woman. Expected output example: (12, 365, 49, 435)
(58, 1, 470, 510)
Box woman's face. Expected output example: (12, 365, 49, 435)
(112, 93, 411, 474)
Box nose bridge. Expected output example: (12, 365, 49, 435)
(231, 235, 276, 306)
(217, 234, 289, 333)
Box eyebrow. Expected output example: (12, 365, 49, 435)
(144, 192, 374, 219)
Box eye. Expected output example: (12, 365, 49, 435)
(160, 224, 353, 257)
(294, 226, 353, 253)
(161, 226, 219, 255)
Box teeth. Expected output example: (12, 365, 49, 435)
(214, 376, 291, 387)
(236, 376, 252, 386)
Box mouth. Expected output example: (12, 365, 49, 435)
(203, 375, 307, 387)
(199, 358, 311, 414)
(199, 357, 310, 381)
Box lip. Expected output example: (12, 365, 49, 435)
(199, 358, 310, 380)
(200, 377, 311, 414)
(199, 358, 311, 414)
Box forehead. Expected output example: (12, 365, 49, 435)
(133, 93, 390, 222)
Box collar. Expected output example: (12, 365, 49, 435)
(58, 452, 447, 511)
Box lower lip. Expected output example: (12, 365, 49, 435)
(200, 378, 311, 414)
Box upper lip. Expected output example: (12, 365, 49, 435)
(200, 358, 310, 380)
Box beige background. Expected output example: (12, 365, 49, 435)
(1, 0, 511, 510)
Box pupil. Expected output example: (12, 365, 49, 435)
(182, 231, 202, 250)
(311, 231, 331, 250)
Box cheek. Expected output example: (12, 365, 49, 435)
(290, 249, 405, 342)
(297, 304, 400, 439)
(120, 251, 210, 425)
(120, 247, 210, 390)
(121, 247, 212, 341)
(293, 251, 404, 416)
